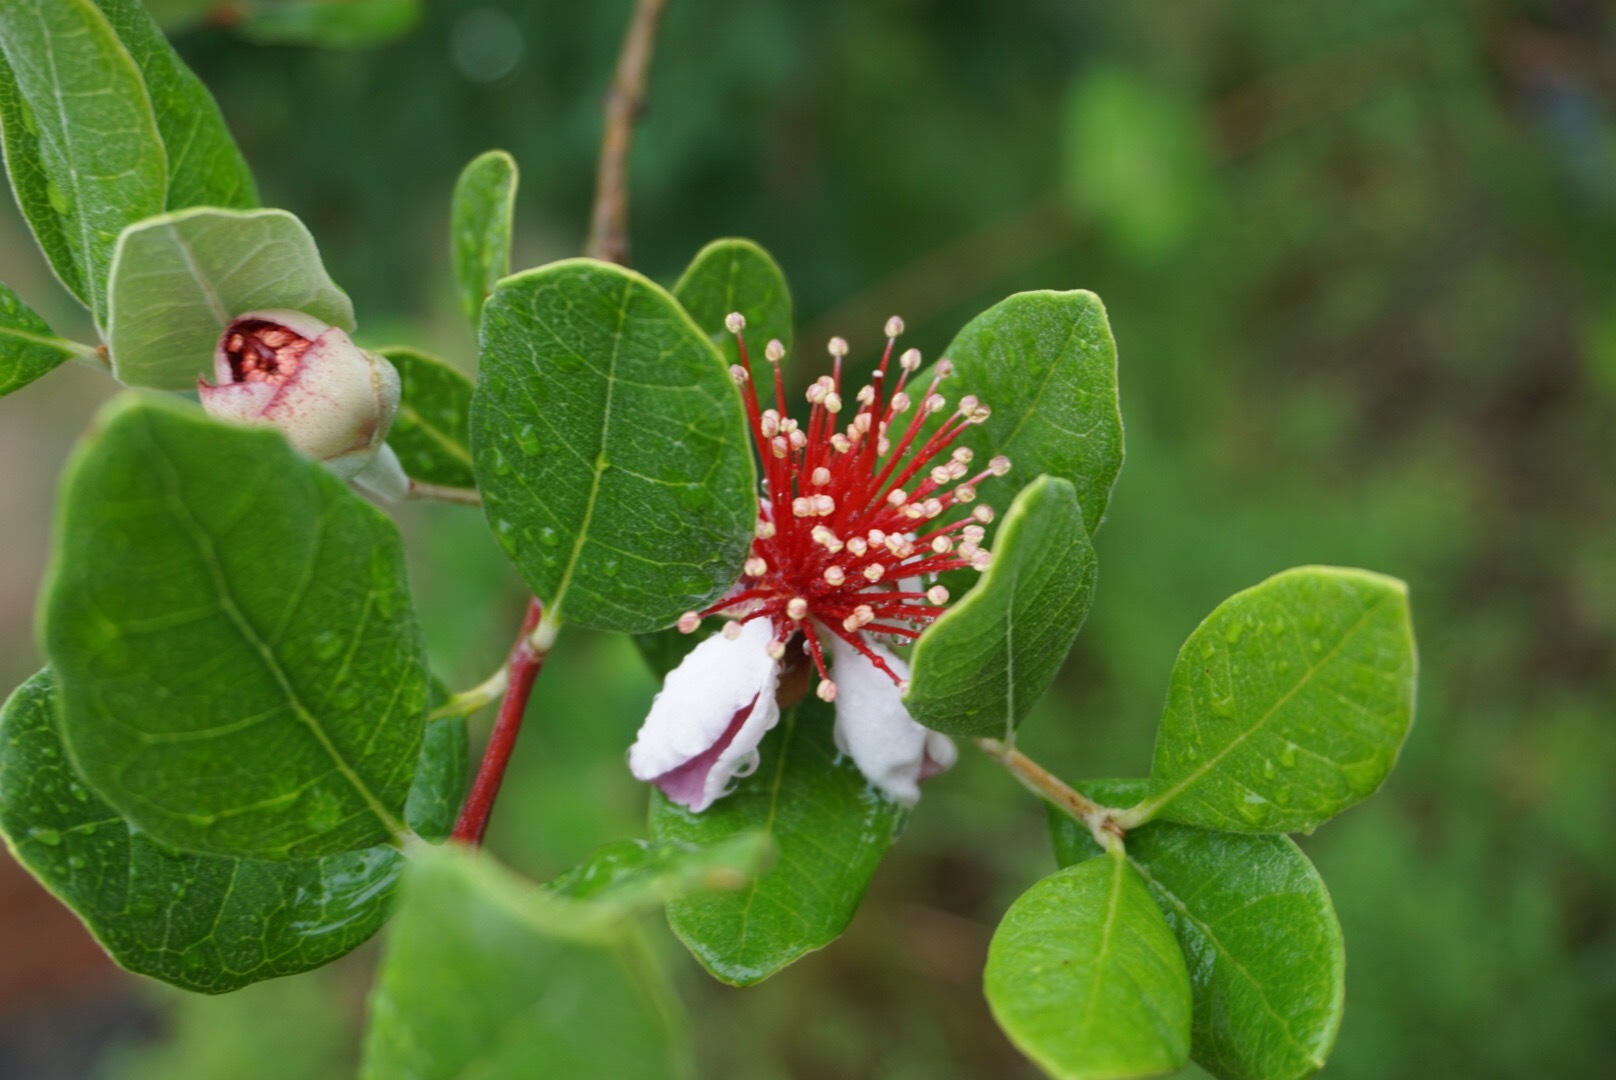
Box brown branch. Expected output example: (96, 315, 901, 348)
(585, 0, 670, 265)
(975, 738, 1125, 849)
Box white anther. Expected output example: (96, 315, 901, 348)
(954, 485, 976, 503)
(831, 434, 852, 453)
(811, 466, 831, 486)
(936, 358, 954, 377)
(722, 620, 744, 639)
(952, 446, 974, 464)
(725, 312, 746, 334)
(780, 417, 799, 434)
(843, 614, 863, 632)
(925, 393, 946, 413)
(825, 391, 843, 413)
(824, 566, 846, 586)
(903, 504, 925, 519)
(958, 395, 979, 415)
(772, 436, 790, 459)
(828, 336, 849, 358)
(677, 612, 701, 634)
(787, 597, 809, 621)
(792, 497, 812, 517)
(862, 564, 885, 582)
(962, 524, 985, 542)
(970, 405, 992, 424)
(765, 339, 785, 363)
(930, 466, 952, 485)
(884, 315, 905, 338)
(887, 488, 907, 506)
(756, 520, 777, 539)
(761, 411, 780, 438)
(923, 498, 944, 518)
(806, 383, 826, 404)
(971, 550, 993, 571)
(817, 679, 838, 702)
(891, 392, 911, 413)
(885, 534, 908, 555)
(877, 438, 891, 454)
(846, 537, 869, 557)
(767, 639, 787, 660)
(926, 585, 950, 605)
(730, 364, 749, 384)
(931, 536, 953, 554)
(989, 455, 1011, 476)
(857, 385, 875, 405)
(973, 505, 995, 523)
(899, 348, 922, 372)
(854, 413, 873, 434)
(854, 604, 874, 625)
(789, 430, 807, 450)
(868, 529, 886, 545)
(744, 556, 768, 577)
(812, 494, 836, 515)
(958, 540, 979, 558)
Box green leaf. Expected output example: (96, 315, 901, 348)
(1051, 781, 1345, 1080)
(986, 845, 1192, 1080)
(942, 289, 1123, 531)
(378, 347, 475, 489)
(1131, 566, 1417, 834)
(649, 697, 906, 985)
(546, 833, 771, 923)
(672, 237, 794, 369)
(450, 149, 517, 326)
(472, 258, 756, 634)
(106, 206, 355, 390)
(403, 713, 468, 845)
(0, 670, 402, 994)
(361, 846, 684, 1080)
(0, 281, 86, 397)
(0, 0, 168, 323)
(91, 0, 259, 212)
(240, 0, 421, 49)
(906, 475, 1097, 738)
(42, 394, 429, 860)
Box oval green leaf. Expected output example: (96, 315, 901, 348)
(379, 347, 475, 489)
(1131, 566, 1417, 834)
(1, 281, 88, 397)
(649, 697, 906, 985)
(0, 670, 403, 994)
(450, 149, 518, 325)
(672, 237, 794, 370)
(472, 258, 756, 633)
(1053, 780, 1346, 1080)
(906, 474, 1097, 738)
(42, 394, 429, 859)
(986, 845, 1193, 1080)
(106, 206, 356, 390)
(941, 289, 1123, 531)
(0, 0, 168, 323)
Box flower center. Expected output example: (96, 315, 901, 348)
(680, 313, 1009, 703)
(224, 320, 313, 385)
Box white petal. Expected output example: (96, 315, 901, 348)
(628, 619, 781, 812)
(262, 328, 381, 461)
(350, 442, 409, 499)
(827, 632, 955, 805)
(197, 377, 276, 423)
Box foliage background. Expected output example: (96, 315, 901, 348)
(1, 0, 1612, 1076)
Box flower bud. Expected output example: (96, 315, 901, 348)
(198, 310, 407, 499)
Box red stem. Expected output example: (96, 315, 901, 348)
(450, 599, 545, 846)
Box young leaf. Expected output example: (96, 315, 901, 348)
(672, 237, 794, 369)
(472, 258, 757, 634)
(450, 149, 518, 325)
(0, 0, 168, 323)
(906, 475, 1097, 738)
(106, 207, 355, 390)
(91, 0, 259, 212)
(42, 394, 429, 860)
(361, 846, 684, 1080)
(1053, 781, 1346, 1080)
(986, 846, 1192, 1080)
(1, 281, 88, 398)
(0, 670, 403, 994)
(378, 347, 475, 489)
(1131, 567, 1417, 834)
(942, 290, 1123, 531)
(649, 697, 906, 985)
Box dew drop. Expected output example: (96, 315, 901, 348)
(67, 854, 86, 870)
(601, 558, 620, 578)
(1200, 642, 1216, 660)
(537, 526, 560, 547)
(493, 519, 519, 556)
(1279, 742, 1298, 768)
(130, 896, 158, 917)
(1224, 620, 1246, 645)
(1309, 638, 1324, 653)
(1262, 758, 1277, 779)
(514, 424, 541, 455)
(45, 180, 69, 214)
(30, 827, 62, 847)
(1211, 695, 1235, 718)
(677, 486, 712, 512)
(1237, 795, 1270, 826)
(313, 630, 343, 662)
(332, 685, 361, 710)
(69, 783, 89, 803)
(554, 352, 583, 373)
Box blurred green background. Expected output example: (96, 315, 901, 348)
(1, 0, 1613, 1076)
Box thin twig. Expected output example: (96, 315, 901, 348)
(451, 599, 547, 846)
(429, 665, 511, 722)
(975, 737, 1125, 849)
(585, 0, 669, 265)
(408, 479, 483, 506)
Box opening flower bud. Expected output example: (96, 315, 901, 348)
(198, 310, 406, 499)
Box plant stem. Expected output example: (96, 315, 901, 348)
(429, 665, 511, 721)
(975, 737, 1125, 849)
(451, 599, 547, 846)
(407, 479, 483, 506)
(585, 0, 669, 265)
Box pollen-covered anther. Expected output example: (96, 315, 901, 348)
(811, 525, 843, 553)
(812, 494, 836, 515)
(891, 391, 911, 413)
(971, 549, 994, 571)
(884, 315, 905, 338)
(962, 524, 986, 542)
(989, 455, 1012, 476)
(828, 336, 849, 358)
(969, 404, 992, 424)
(772, 436, 790, 459)
(861, 564, 885, 583)
(677, 611, 701, 633)
(725, 312, 746, 334)
(824, 391, 843, 414)
(729, 364, 749, 384)
(806, 383, 826, 405)
(954, 485, 976, 503)
(792, 497, 813, 517)
(958, 394, 979, 415)
(831, 433, 852, 453)
(924, 393, 946, 414)
(931, 536, 953, 554)
(722, 620, 744, 640)
(761, 411, 780, 438)
(972, 505, 995, 524)
(857, 385, 876, 406)
(846, 536, 869, 557)
(817, 679, 838, 702)
(899, 348, 922, 372)
(765, 339, 786, 363)
(824, 566, 847, 586)
(936, 358, 954, 377)
(926, 585, 950, 605)
(744, 556, 768, 578)
(886, 488, 907, 506)
(787, 597, 809, 621)
(959, 540, 980, 558)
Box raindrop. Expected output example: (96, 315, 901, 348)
(537, 526, 560, 547)
(601, 558, 620, 577)
(1279, 742, 1298, 768)
(514, 424, 541, 455)
(30, 827, 62, 846)
(1224, 620, 1246, 645)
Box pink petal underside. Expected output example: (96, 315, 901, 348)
(261, 329, 379, 460)
(650, 696, 758, 809)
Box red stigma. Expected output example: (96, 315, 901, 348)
(224, 320, 312, 385)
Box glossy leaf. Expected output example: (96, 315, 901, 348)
(672, 237, 794, 369)
(42, 395, 428, 860)
(1132, 567, 1417, 833)
(986, 846, 1192, 1080)
(0, 281, 85, 398)
(92, 0, 259, 212)
(240, 0, 420, 49)
(403, 713, 468, 845)
(361, 846, 683, 1080)
(0, 0, 168, 323)
(0, 670, 402, 994)
(106, 206, 355, 390)
(547, 832, 771, 925)
(650, 697, 906, 985)
(942, 289, 1123, 531)
(450, 149, 517, 325)
(379, 347, 475, 489)
(472, 258, 756, 633)
(906, 475, 1097, 738)
(1052, 781, 1346, 1080)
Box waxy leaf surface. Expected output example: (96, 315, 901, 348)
(942, 289, 1123, 531)
(546, 832, 770, 929)
(986, 846, 1192, 1080)
(450, 149, 517, 325)
(649, 697, 906, 985)
(472, 258, 756, 633)
(92, 0, 259, 212)
(672, 237, 794, 370)
(0, 0, 168, 323)
(403, 713, 468, 845)
(107, 206, 355, 389)
(1053, 780, 1345, 1080)
(361, 846, 682, 1080)
(43, 395, 428, 860)
(0, 670, 402, 994)
(906, 475, 1097, 738)
(0, 281, 80, 398)
(1135, 567, 1416, 833)
(380, 347, 475, 489)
